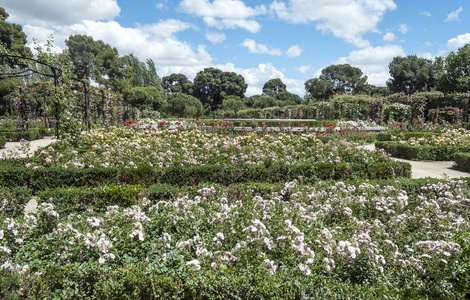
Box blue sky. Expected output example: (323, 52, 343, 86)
(3, 0, 470, 96)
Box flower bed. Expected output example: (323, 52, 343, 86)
(28, 127, 394, 169)
(1, 179, 469, 298)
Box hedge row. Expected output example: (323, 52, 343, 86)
(375, 141, 470, 161)
(376, 131, 441, 142)
(0, 161, 411, 190)
(2, 261, 430, 300)
(0, 128, 49, 142)
(454, 152, 470, 172)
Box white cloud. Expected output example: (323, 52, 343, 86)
(445, 6, 463, 22)
(180, 0, 266, 33)
(241, 39, 283, 56)
(271, 0, 397, 48)
(419, 11, 431, 17)
(296, 65, 311, 75)
(139, 19, 196, 39)
(286, 45, 303, 57)
(206, 32, 226, 44)
(216, 62, 305, 96)
(336, 44, 405, 86)
(382, 32, 395, 41)
(398, 24, 409, 34)
(447, 33, 470, 51)
(3, 0, 120, 26)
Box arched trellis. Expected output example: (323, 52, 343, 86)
(1, 54, 126, 138)
(1, 54, 62, 138)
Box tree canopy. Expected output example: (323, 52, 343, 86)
(386, 55, 442, 94)
(162, 73, 194, 95)
(439, 44, 470, 93)
(193, 68, 247, 110)
(0, 7, 31, 58)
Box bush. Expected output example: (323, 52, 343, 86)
(0, 135, 6, 148)
(0, 186, 32, 217)
(454, 152, 470, 172)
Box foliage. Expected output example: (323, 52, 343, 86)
(262, 78, 287, 98)
(1, 179, 469, 298)
(163, 93, 203, 118)
(386, 55, 442, 94)
(381, 102, 412, 124)
(439, 43, 470, 93)
(0, 7, 31, 58)
(428, 106, 463, 125)
(162, 73, 194, 95)
(128, 86, 163, 111)
(193, 68, 247, 110)
(453, 152, 470, 172)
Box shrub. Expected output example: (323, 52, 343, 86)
(375, 141, 470, 160)
(0, 135, 6, 148)
(454, 152, 470, 172)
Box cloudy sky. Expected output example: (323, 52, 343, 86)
(3, 0, 470, 96)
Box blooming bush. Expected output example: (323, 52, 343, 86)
(0, 179, 469, 297)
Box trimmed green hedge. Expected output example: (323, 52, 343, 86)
(0, 161, 411, 190)
(375, 141, 470, 161)
(0, 135, 6, 149)
(454, 152, 470, 172)
(36, 184, 143, 215)
(0, 128, 48, 142)
(376, 131, 441, 142)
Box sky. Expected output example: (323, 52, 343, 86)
(2, 0, 470, 97)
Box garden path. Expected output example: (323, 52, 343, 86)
(360, 144, 470, 179)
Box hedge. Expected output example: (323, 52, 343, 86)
(454, 152, 470, 172)
(0, 135, 6, 149)
(376, 131, 441, 142)
(0, 186, 32, 218)
(375, 141, 470, 161)
(0, 161, 411, 190)
(0, 128, 48, 142)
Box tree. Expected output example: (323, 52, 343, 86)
(304, 78, 334, 101)
(319, 64, 367, 95)
(65, 34, 102, 80)
(439, 44, 470, 93)
(164, 92, 203, 118)
(262, 78, 287, 98)
(0, 7, 31, 57)
(162, 73, 194, 95)
(387, 55, 441, 94)
(193, 68, 247, 110)
(221, 95, 245, 115)
(124, 54, 162, 90)
(253, 95, 277, 108)
(129, 86, 163, 111)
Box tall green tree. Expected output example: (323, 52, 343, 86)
(387, 55, 441, 94)
(193, 67, 247, 110)
(124, 54, 162, 89)
(304, 78, 334, 101)
(0, 7, 31, 57)
(66, 34, 132, 97)
(438, 44, 470, 93)
(164, 92, 203, 117)
(319, 64, 367, 95)
(162, 73, 194, 95)
(262, 78, 286, 98)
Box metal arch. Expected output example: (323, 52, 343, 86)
(0, 54, 63, 80)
